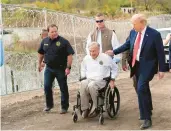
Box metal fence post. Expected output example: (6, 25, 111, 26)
(0, 3, 8, 95)
(71, 15, 80, 78)
(10, 70, 15, 93)
(43, 8, 47, 28)
(16, 85, 19, 92)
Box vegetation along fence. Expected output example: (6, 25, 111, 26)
(1, 4, 171, 95)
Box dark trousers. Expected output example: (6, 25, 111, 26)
(44, 67, 69, 110)
(133, 75, 153, 111)
(132, 75, 137, 92)
(134, 61, 153, 120)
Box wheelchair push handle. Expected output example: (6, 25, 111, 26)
(79, 76, 111, 82)
(103, 76, 111, 82)
(79, 77, 86, 81)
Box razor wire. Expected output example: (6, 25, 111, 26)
(1, 4, 171, 95)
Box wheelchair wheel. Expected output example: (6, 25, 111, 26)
(77, 92, 82, 115)
(72, 112, 78, 123)
(105, 86, 120, 118)
(99, 115, 104, 125)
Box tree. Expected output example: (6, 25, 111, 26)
(157, 0, 171, 13)
(135, 0, 171, 12)
(139, 0, 157, 10)
(2, 0, 11, 4)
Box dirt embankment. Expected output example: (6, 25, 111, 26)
(1, 73, 171, 130)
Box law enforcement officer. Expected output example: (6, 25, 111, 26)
(38, 24, 75, 114)
(86, 13, 120, 63)
(122, 50, 137, 92)
(40, 29, 48, 70)
(40, 29, 48, 39)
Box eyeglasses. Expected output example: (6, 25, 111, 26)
(96, 20, 104, 23)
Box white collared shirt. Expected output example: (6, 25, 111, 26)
(136, 26, 147, 61)
(81, 53, 118, 80)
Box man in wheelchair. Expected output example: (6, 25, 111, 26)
(80, 42, 118, 118)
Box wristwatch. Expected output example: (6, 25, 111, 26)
(67, 66, 71, 70)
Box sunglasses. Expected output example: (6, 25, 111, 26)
(96, 20, 104, 23)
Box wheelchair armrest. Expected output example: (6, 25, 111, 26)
(79, 77, 86, 81)
(98, 87, 106, 93)
(103, 76, 111, 82)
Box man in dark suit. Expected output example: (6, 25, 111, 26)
(106, 14, 166, 129)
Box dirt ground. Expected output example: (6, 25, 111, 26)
(1, 72, 171, 130)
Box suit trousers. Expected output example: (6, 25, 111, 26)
(80, 79, 106, 111)
(135, 61, 153, 120)
(132, 75, 137, 92)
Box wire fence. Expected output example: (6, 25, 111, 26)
(1, 4, 171, 95)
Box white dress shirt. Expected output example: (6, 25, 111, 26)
(86, 30, 121, 62)
(136, 26, 147, 61)
(81, 53, 118, 80)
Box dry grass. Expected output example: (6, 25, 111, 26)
(16, 39, 40, 52)
(5, 38, 41, 53)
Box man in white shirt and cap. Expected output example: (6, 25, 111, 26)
(80, 41, 118, 118)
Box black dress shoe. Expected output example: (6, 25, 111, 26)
(43, 107, 53, 112)
(140, 119, 152, 130)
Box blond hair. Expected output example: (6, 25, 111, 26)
(131, 14, 147, 25)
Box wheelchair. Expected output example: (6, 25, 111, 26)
(72, 77, 120, 125)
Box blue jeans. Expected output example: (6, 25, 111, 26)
(44, 66, 69, 110)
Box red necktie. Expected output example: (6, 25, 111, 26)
(132, 32, 141, 67)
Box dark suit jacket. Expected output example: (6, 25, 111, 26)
(121, 36, 131, 67)
(114, 26, 166, 81)
(122, 50, 131, 67)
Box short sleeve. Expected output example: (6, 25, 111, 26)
(37, 39, 45, 54)
(66, 40, 75, 55)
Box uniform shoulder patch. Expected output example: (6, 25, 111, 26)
(56, 41, 61, 46)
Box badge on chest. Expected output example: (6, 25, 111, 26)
(99, 60, 103, 65)
(56, 42, 61, 46)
